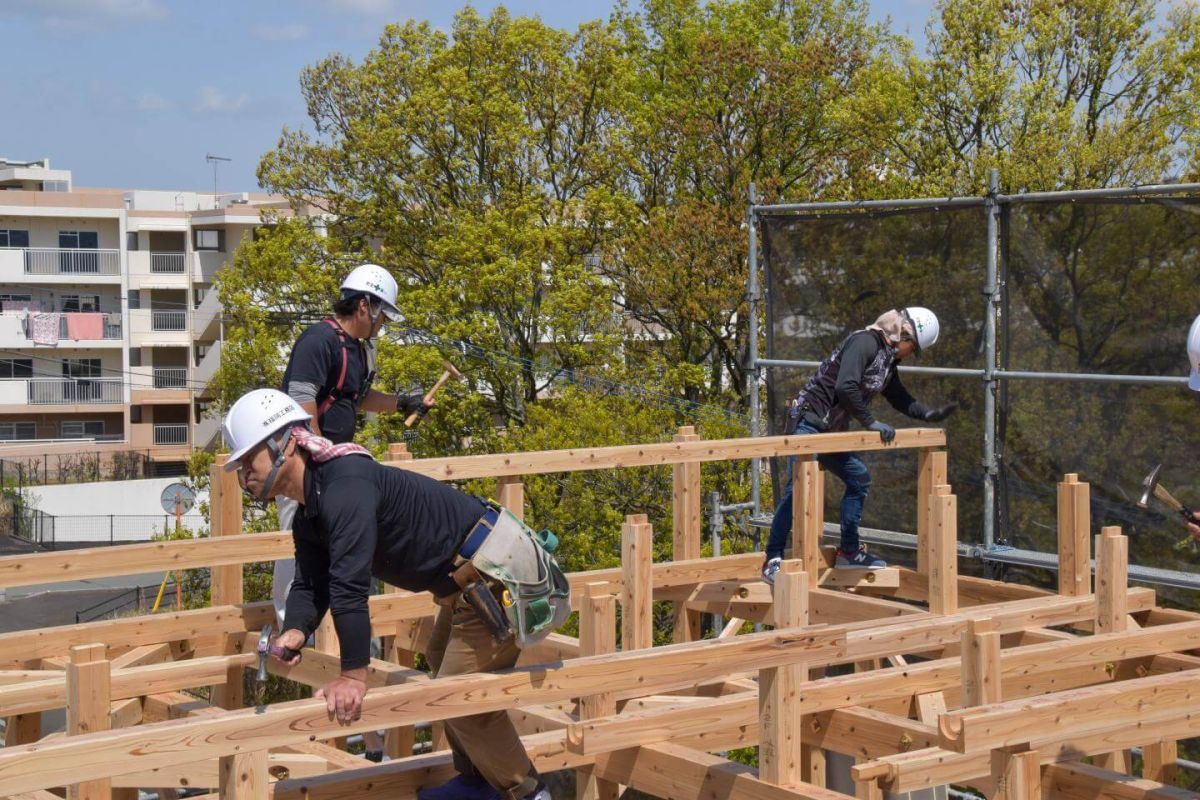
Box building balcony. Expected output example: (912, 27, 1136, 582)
(129, 367, 191, 405)
(0, 378, 124, 410)
(129, 309, 189, 348)
(129, 251, 188, 289)
(0, 248, 121, 283)
(131, 422, 191, 454)
(0, 312, 123, 349)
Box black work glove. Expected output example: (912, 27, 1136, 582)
(397, 391, 430, 417)
(923, 402, 958, 423)
(867, 420, 896, 444)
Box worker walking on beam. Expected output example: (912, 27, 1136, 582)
(763, 307, 956, 583)
(223, 389, 567, 800)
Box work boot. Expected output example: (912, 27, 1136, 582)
(522, 782, 551, 800)
(835, 548, 886, 569)
(417, 775, 500, 800)
(364, 750, 384, 763)
(761, 556, 782, 585)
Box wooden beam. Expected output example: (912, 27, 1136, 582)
(218, 749, 267, 800)
(817, 568, 899, 590)
(621, 516, 653, 651)
(791, 457, 824, 588)
(1043, 761, 1194, 800)
(929, 486, 957, 614)
(66, 643, 111, 800)
(961, 618, 1001, 707)
(1057, 474, 1091, 596)
(209, 454, 245, 609)
(759, 561, 807, 785)
(386, 429, 946, 482)
(1142, 739, 1178, 786)
(1096, 527, 1129, 634)
(672, 428, 703, 644)
(992, 748, 1041, 800)
(916, 450, 947, 575)
(577, 583, 618, 800)
(497, 477, 524, 521)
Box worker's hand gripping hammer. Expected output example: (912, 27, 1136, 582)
(405, 361, 464, 427)
(255, 624, 303, 710)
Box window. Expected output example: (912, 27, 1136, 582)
(193, 286, 208, 308)
(0, 422, 36, 441)
(42, 181, 69, 193)
(0, 230, 29, 248)
(61, 294, 100, 313)
(61, 420, 104, 439)
(0, 293, 32, 304)
(194, 229, 223, 251)
(126, 232, 139, 251)
(130, 406, 143, 424)
(0, 359, 32, 379)
(129, 348, 142, 368)
(59, 231, 99, 249)
(62, 359, 101, 379)
(58, 231, 99, 274)
(128, 290, 140, 310)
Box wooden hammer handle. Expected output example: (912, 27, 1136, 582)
(404, 369, 452, 427)
(1154, 483, 1185, 513)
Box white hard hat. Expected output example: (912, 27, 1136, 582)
(340, 263, 401, 321)
(1188, 313, 1200, 391)
(903, 307, 940, 353)
(222, 389, 311, 471)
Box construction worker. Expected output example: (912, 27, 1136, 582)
(276, 262, 431, 761)
(224, 389, 563, 800)
(762, 308, 957, 583)
(1184, 313, 1200, 539)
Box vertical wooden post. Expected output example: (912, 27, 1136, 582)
(672, 427, 703, 643)
(1057, 474, 1091, 596)
(962, 618, 1001, 707)
(791, 457, 823, 588)
(577, 583, 619, 800)
(991, 748, 1041, 800)
(759, 560, 808, 786)
(67, 643, 111, 800)
(387, 442, 412, 462)
(219, 749, 268, 800)
(498, 476, 525, 521)
(210, 454, 245, 711)
(1143, 739, 1178, 784)
(3, 713, 40, 746)
(929, 486, 958, 615)
(621, 515, 653, 651)
(1096, 526, 1128, 635)
(916, 449, 947, 575)
(383, 442, 416, 760)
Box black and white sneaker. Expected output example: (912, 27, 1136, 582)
(835, 548, 886, 569)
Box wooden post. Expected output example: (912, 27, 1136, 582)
(1095, 526, 1128, 635)
(3, 713, 40, 746)
(219, 749, 267, 800)
(991, 748, 1041, 800)
(498, 476, 524, 521)
(672, 427, 703, 643)
(1143, 739, 1178, 785)
(387, 442, 412, 462)
(759, 560, 808, 785)
(916, 449, 947, 575)
(210, 454, 245, 711)
(577, 583, 619, 800)
(621, 515, 653, 651)
(791, 456, 823, 588)
(962, 618, 1001, 707)
(67, 643, 111, 800)
(383, 442, 416, 761)
(929, 485, 958, 615)
(1057, 474, 1091, 596)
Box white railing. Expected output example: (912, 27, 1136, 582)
(22, 248, 121, 276)
(28, 378, 122, 405)
(153, 423, 189, 445)
(151, 310, 187, 331)
(150, 252, 186, 273)
(152, 367, 188, 389)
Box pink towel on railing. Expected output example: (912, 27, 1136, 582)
(65, 312, 104, 340)
(31, 313, 59, 345)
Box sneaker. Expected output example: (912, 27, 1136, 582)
(523, 782, 551, 800)
(417, 775, 500, 800)
(761, 556, 782, 585)
(835, 548, 887, 569)
(364, 750, 383, 763)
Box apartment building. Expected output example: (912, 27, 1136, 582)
(0, 157, 289, 476)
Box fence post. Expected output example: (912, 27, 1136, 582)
(210, 453, 245, 711)
(67, 643, 112, 800)
(109, 515, 114, 544)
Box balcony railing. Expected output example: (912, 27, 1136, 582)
(151, 310, 187, 331)
(28, 378, 122, 405)
(57, 315, 122, 340)
(152, 367, 188, 389)
(153, 423, 189, 446)
(150, 252, 186, 273)
(22, 248, 121, 276)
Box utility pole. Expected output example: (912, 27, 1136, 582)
(205, 153, 231, 210)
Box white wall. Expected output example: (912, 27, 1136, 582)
(26, 477, 209, 543)
(0, 216, 120, 249)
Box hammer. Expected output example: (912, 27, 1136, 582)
(1137, 464, 1200, 525)
(405, 361, 464, 427)
(255, 624, 302, 712)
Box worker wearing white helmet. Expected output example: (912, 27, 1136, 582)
(762, 307, 957, 583)
(1184, 314, 1200, 539)
(224, 389, 561, 800)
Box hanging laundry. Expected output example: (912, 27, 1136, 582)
(31, 313, 59, 345)
(65, 312, 104, 340)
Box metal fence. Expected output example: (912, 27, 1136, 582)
(747, 179, 1200, 587)
(4, 507, 200, 549)
(152, 367, 188, 389)
(22, 247, 121, 275)
(151, 310, 187, 331)
(149, 252, 186, 273)
(27, 377, 123, 404)
(0, 450, 173, 487)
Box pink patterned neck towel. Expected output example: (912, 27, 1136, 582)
(290, 426, 373, 463)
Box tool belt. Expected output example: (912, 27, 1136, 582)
(449, 503, 571, 648)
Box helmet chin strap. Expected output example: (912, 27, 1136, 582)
(257, 427, 295, 503)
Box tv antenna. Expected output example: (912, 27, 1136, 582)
(205, 153, 231, 209)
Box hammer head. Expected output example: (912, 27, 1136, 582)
(256, 624, 272, 683)
(1137, 464, 1163, 509)
(443, 360, 464, 381)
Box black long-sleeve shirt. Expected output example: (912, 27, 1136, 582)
(285, 454, 487, 669)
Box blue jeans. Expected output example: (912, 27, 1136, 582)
(766, 420, 872, 559)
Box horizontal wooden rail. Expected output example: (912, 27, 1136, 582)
(391, 428, 945, 481)
(0, 589, 1154, 792)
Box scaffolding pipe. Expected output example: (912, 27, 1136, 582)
(758, 359, 1188, 386)
(982, 169, 1000, 550)
(747, 183, 762, 515)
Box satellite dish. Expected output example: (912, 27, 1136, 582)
(160, 483, 196, 515)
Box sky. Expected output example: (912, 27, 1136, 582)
(0, 0, 937, 193)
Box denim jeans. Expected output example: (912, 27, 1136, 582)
(766, 420, 872, 559)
